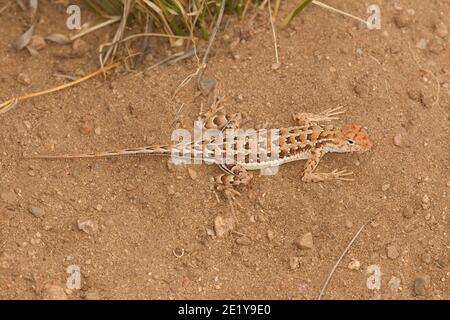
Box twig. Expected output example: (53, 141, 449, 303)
(100, 0, 132, 68)
(241, 0, 252, 21)
(267, 0, 280, 66)
(141, 50, 195, 74)
(197, 0, 226, 87)
(312, 0, 367, 25)
(70, 16, 121, 42)
(0, 63, 120, 115)
(318, 224, 366, 300)
(0, 2, 11, 15)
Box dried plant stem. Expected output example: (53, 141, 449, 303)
(318, 224, 366, 300)
(267, 0, 279, 66)
(0, 2, 11, 15)
(70, 16, 121, 41)
(312, 0, 367, 25)
(0, 62, 120, 115)
(197, 0, 226, 86)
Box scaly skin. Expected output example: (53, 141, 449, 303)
(27, 106, 372, 212)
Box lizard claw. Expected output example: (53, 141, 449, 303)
(223, 188, 243, 215)
(330, 169, 354, 181)
(293, 106, 346, 125)
(319, 106, 346, 121)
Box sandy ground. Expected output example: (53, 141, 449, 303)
(0, 0, 449, 299)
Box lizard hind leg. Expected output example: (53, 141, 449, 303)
(212, 165, 253, 214)
(199, 96, 242, 131)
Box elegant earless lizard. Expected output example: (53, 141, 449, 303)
(28, 106, 372, 210)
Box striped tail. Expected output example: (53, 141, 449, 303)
(27, 145, 172, 159)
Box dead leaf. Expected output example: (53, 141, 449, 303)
(46, 33, 71, 44)
(15, 24, 36, 50)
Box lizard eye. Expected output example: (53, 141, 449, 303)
(347, 139, 355, 144)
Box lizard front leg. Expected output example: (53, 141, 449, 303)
(301, 150, 354, 182)
(293, 106, 345, 126)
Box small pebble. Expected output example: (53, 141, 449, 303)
(388, 276, 401, 292)
(77, 218, 99, 235)
(235, 237, 251, 246)
(187, 168, 198, 180)
(28, 35, 46, 51)
(402, 207, 415, 219)
(414, 275, 430, 296)
(394, 9, 415, 28)
(79, 124, 93, 135)
(167, 185, 175, 195)
(435, 22, 448, 38)
(289, 257, 299, 270)
(416, 38, 428, 50)
(42, 285, 68, 300)
(381, 183, 391, 191)
(271, 62, 281, 70)
(266, 230, 274, 241)
(428, 38, 445, 54)
(353, 83, 369, 98)
(29, 206, 45, 218)
(1, 191, 17, 204)
(420, 94, 434, 108)
(386, 245, 400, 260)
(345, 219, 353, 229)
(294, 232, 314, 250)
(421, 195, 430, 204)
(393, 134, 403, 147)
(348, 259, 361, 270)
(206, 228, 215, 237)
(17, 73, 31, 86)
(72, 39, 89, 57)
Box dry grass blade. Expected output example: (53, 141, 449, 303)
(318, 224, 365, 300)
(100, 0, 132, 67)
(15, 24, 36, 50)
(281, 0, 313, 28)
(312, 0, 367, 25)
(0, 63, 120, 115)
(267, 0, 279, 66)
(197, 0, 226, 86)
(0, 2, 12, 15)
(15, 0, 39, 50)
(71, 16, 122, 41)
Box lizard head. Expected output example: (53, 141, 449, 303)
(338, 124, 372, 153)
(325, 124, 372, 153)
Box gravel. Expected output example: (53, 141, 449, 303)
(294, 232, 314, 250)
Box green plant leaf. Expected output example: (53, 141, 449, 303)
(281, 0, 313, 28)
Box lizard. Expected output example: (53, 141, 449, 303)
(27, 106, 372, 212)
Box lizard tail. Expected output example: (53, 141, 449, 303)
(26, 145, 172, 159)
